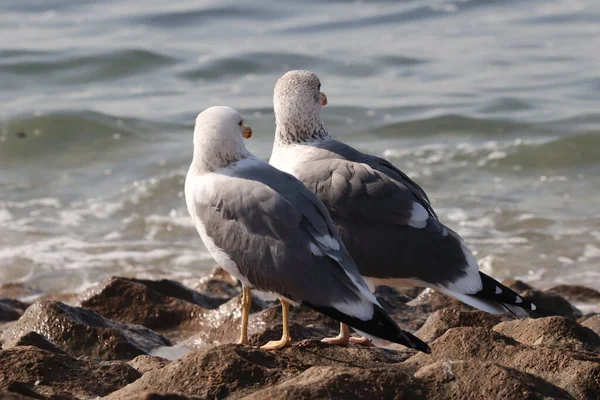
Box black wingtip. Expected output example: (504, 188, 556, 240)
(477, 272, 538, 317)
(306, 302, 430, 353)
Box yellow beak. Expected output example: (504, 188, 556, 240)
(242, 124, 253, 139)
(320, 92, 328, 107)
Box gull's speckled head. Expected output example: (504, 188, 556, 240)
(273, 70, 328, 144)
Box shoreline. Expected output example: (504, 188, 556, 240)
(1, 267, 599, 399)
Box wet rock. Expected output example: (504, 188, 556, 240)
(105, 344, 303, 400)
(493, 316, 600, 351)
(407, 327, 600, 399)
(193, 267, 240, 299)
(581, 315, 600, 336)
(501, 278, 533, 293)
(547, 285, 600, 304)
(415, 309, 502, 342)
(520, 289, 582, 319)
(3, 331, 67, 355)
(242, 365, 420, 400)
(1, 300, 171, 360)
(0, 298, 28, 323)
(414, 360, 573, 400)
(128, 355, 171, 374)
(79, 277, 225, 330)
(0, 345, 140, 399)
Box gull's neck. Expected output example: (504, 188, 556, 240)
(191, 145, 251, 175)
(274, 113, 329, 147)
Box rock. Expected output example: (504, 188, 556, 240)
(1, 300, 171, 360)
(272, 339, 412, 367)
(547, 285, 600, 304)
(79, 277, 225, 330)
(501, 278, 533, 293)
(193, 267, 240, 299)
(520, 289, 582, 319)
(407, 327, 600, 399)
(0, 392, 39, 400)
(108, 341, 413, 400)
(582, 315, 600, 336)
(241, 365, 420, 400)
(0, 345, 140, 399)
(128, 355, 171, 374)
(0, 299, 28, 323)
(414, 360, 573, 400)
(3, 331, 67, 355)
(493, 316, 600, 351)
(105, 344, 303, 399)
(415, 309, 502, 342)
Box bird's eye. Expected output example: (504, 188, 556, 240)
(318, 84, 321, 90)
(238, 120, 243, 127)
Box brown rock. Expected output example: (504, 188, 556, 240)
(547, 285, 600, 304)
(274, 339, 412, 367)
(78, 277, 231, 330)
(242, 365, 421, 400)
(493, 316, 600, 351)
(108, 341, 413, 400)
(79, 277, 224, 330)
(415, 309, 502, 342)
(0, 346, 140, 399)
(105, 344, 303, 400)
(128, 355, 171, 374)
(193, 267, 240, 299)
(1, 300, 171, 360)
(414, 360, 573, 400)
(407, 327, 600, 399)
(0, 392, 38, 400)
(3, 331, 66, 355)
(0, 299, 28, 323)
(582, 315, 600, 336)
(501, 278, 533, 293)
(521, 289, 582, 319)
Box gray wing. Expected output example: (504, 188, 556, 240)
(292, 145, 473, 286)
(320, 139, 438, 220)
(296, 157, 440, 230)
(195, 162, 372, 308)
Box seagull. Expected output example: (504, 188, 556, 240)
(185, 106, 430, 352)
(269, 70, 537, 346)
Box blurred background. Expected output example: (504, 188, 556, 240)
(1, 0, 599, 296)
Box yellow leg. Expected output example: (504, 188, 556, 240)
(237, 286, 252, 345)
(321, 322, 350, 345)
(260, 297, 292, 350)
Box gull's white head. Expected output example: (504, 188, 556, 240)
(273, 70, 329, 145)
(191, 106, 253, 173)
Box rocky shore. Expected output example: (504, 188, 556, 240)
(1, 268, 599, 399)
